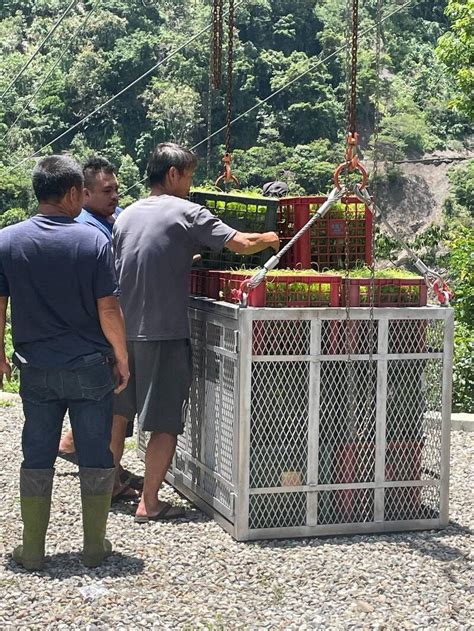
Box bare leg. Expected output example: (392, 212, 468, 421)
(58, 429, 75, 453)
(135, 432, 177, 518)
(110, 414, 137, 496)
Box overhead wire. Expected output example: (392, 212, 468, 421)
(0, 0, 79, 102)
(123, 0, 414, 195)
(6, 0, 245, 174)
(2, 0, 101, 144)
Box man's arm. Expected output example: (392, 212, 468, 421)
(0, 296, 12, 388)
(226, 231, 280, 255)
(97, 296, 129, 394)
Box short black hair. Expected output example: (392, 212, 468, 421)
(32, 155, 84, 203)
(83, 156, 117, 188)
(147, 143, 198, 186)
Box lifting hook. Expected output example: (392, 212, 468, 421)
(334, 132, 369, 190)
(215, 152, 240, 190)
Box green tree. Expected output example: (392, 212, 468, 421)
(436, 0, 474, 119)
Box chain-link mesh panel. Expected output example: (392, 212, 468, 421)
(250, 361, 309, 488)
(252, 320, 311, 356)
(175, 450, 186, 475)
(249, 492, 307, 529)
(387, 359, 443, 482)
(385, 485, 440, 521)
(204, 351, 237, 483)
(202, 472, 232, 510)
(319, 361, 377, 485)
(388, 319, 445, 354)
(221, 356, 235, 482)
(207, 322, 223, 348)
(184, 316, 206, 458)
(318, 489, 374, 524)
(421, 359, 443, 479)
(183, 458, 201, 487)
(179, 314, 237, 507)
(166, 305, 451, 538)
(223, 326, 237, 352)
(321, 320, 378, 355)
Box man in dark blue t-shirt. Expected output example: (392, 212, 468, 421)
(58, 156, 140, 501)
(0, 155, 129, 571)
(75, 156, 122, 240)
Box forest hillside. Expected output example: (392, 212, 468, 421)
(0, 0, 472, 409)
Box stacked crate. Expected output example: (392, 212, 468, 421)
(189, 189, 427, 309)
(276, 195, 372, 270)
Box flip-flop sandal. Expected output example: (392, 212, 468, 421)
(111, 484, 140, 504)
(134, 502, 185, 523)
(58, 451, 78, 465)
(120, 468, 144, 491)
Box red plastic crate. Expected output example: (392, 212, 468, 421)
(189, 269, 208, 296)
(342, 277, 427, 307)
(277, 196, 373, 270)
(210, 271, 341, 307)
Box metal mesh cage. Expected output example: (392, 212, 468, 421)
(138, 301, 453, 541)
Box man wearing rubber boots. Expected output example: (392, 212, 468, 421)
(0, 155, 129, 570)
(113, 142, 279, 522)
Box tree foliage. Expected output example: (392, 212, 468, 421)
(436, 0, 474, 119)
(0, 0, 471, 216)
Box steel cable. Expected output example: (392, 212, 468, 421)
(0, 0, 79, 102)
(6, 0, 245, 174)
(2, 1, 101, 144)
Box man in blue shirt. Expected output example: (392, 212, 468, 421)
(0, 155, 129, 570)
(59, 157, 140, 501)
(75, 156, 121, 239)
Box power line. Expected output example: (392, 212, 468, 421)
(0, 0, 79, 103)
(123, 0, 415, 195)
(7, 0, 244, 174)
(2, 1, 100, 144)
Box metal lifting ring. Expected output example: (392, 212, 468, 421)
(334, 160, 369, 190)
(334, 132, 369, 190)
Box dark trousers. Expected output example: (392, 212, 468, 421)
(19, 356, 115, 469)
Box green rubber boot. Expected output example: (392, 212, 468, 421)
(79, 467, 115, 568)
(13, 468, 54, 571)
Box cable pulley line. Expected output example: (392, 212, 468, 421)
(7, 0, 245, 175)
(2, 0, 101, 144)
(0, 0, 79, 103)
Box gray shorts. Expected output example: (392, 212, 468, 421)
(114, 339, 192, 435)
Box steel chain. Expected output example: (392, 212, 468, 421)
(206, 27, 214, 180)
(358, 0, 382, 440)
(343, 0, 358, 443)
(212, 0, 223, 89)
(349, 0, 359, 136)
(225, 0, 235, 154)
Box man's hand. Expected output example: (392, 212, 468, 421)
(114, 358, 129, 394)
(0, 357, 12, 389)
(267, 231, 280, 252)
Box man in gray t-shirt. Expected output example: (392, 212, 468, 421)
(113, 142, 279, 522)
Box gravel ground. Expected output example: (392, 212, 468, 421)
(0, 398, 473, 630)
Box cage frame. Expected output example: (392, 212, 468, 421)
(138, 299, 454, 541)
